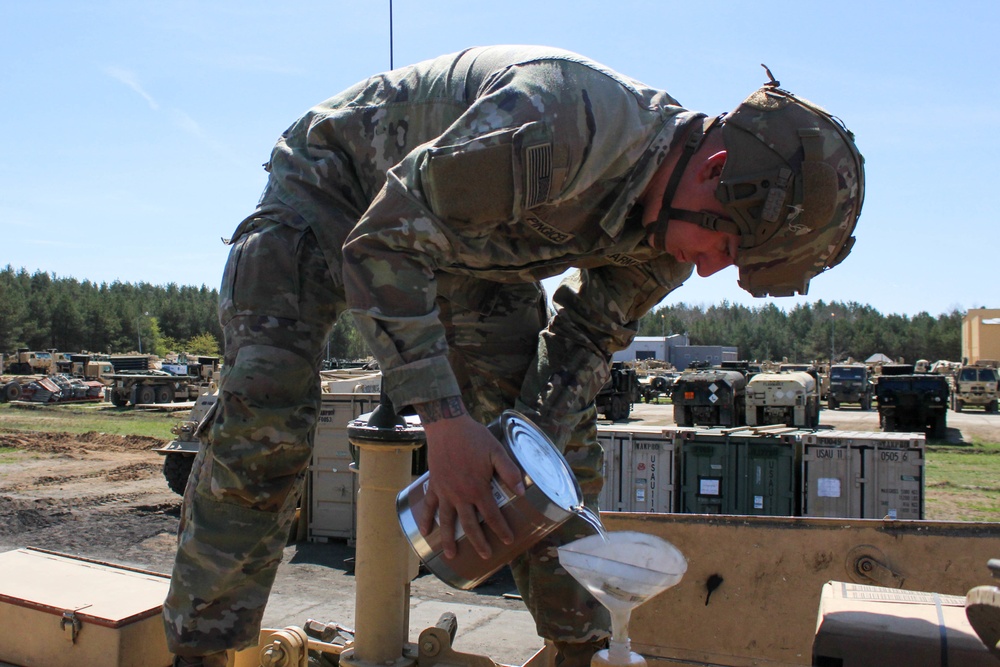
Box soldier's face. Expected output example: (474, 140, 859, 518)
(663, 220, 739, 277)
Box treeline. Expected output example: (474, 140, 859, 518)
(0, 265, 372, 361)
(0, 266, 965, 365)
(0, 266, 222, 357)
(640, 300, 963, 364)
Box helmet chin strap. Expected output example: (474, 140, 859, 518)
(648, 115, 742, 251)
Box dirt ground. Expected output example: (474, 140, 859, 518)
(1, 403, 997, 666)
(2, 403, 999, 578)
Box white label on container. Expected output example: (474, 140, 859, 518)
(700, 479, 721, 496)
(490, 478, 513, 508)
(635, 488, 646, 502)
(817, 478, 841, 498)
(754, 495, 764, 509)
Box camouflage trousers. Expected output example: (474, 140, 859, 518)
(163, 217, 609, 656)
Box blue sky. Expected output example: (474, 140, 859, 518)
(2, 1, 997, 317)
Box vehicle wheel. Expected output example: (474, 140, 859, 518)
(955, 400, 964, 413)
(827, 398, 838, 410)
(111, 390, 129, 407)
(861, 396, 872, 411)
(608, 396, 626, 421)
(137, 385, 156, 405)
(988, 400, 998, 414)
(882, 415, 896, 432)
(163, 452, 195, 496)
(931, 414, 947, 440)
(156, 386, 173, 404)
(3, 382, 22, 402)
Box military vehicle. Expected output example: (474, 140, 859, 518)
(3, 348, 65, 375)
(874, 364, 949, 439)
(595, 362, 639, 421)
(745, 371, 820, 427)
(154, 390, 218, 494)
(951, 364, 999, 413)
(107, 356, 219, 407)
(827, 363, 873, 410)
(636, 372, 677, 403)
(64, 354, 116, 384)
(671, 368, 747, 427)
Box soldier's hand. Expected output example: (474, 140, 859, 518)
(418, 412, 525, 560)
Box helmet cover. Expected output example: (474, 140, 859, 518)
(717, 81, 865, 297)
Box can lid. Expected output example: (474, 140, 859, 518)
(502, 411, 582, 511)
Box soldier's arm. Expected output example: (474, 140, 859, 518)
(518, 258, 693, 448)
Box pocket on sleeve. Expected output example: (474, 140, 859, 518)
(218, 221, 306, 326)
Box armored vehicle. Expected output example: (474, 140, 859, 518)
(745, 371, 820, 428)
(827, 363, 873, 410)
(875, 364, 949, 439)
(951, 364, 999, 413)
(671, 368, 747, 427)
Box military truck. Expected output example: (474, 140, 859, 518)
(951, 364, 999, 413)
(3, 348, 65, 375)
(595, 362, 639, 421)
(63, 354, 117, 384)
(671, 368, 747, 427)
(107, 356, 219, 407)
(874, 364, 949, 439)
(827, 363, 873, 410)
(745, 371, 820, 428)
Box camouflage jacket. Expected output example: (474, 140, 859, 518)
(261, 45, 695, 422)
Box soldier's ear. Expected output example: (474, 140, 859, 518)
(699, 150, 727, 183)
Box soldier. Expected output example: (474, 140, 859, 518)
(164, 45, 865, 667)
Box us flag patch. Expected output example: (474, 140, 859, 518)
(524, 143, 552, 208)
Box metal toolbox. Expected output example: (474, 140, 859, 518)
(0, 548, 171, 667)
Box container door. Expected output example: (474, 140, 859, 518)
(736, 441, 798, 516)
(802, 444, 864, 518)
(679, 439, 730, 514)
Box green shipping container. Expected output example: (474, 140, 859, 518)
(675, 427, 802, 516)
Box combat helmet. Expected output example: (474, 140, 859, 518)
(655, 67, 865, 297)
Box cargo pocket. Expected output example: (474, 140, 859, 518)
(219, 221, 308, 327)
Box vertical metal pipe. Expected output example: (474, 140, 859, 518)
(351, 442, 415, 662)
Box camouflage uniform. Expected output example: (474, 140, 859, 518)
(164, 45, 695, 659)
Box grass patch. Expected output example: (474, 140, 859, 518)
(0, 402, 179, 440)
(924, 438, 1000, 522)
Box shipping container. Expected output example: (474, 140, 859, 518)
(597, 425, 675, 513)
(674, 426, 805, 516)
(309, 393, 381, 541)
(801, 431, 925, 519)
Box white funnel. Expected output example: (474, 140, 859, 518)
(558, 531, 686, 666)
